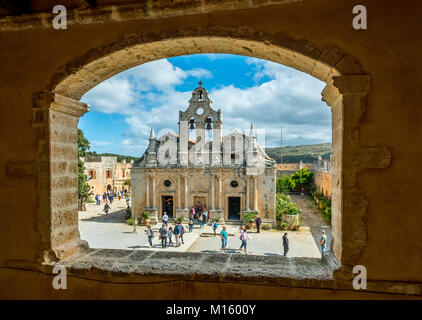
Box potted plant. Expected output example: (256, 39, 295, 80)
(141, 211, 150, 225)
(177, 216, 184, 223)
(214, 217, 221, 223)
(281, 221, 289, 230)
(243, 211, 256, 229)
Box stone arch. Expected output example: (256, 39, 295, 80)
(33, 27, 392, 270)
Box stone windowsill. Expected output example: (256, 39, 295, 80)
(60, 249, 335, 285)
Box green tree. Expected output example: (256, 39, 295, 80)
(290, 168, 313, 190)
(78, 129, 91, 211)
(276, 176, 296, 194)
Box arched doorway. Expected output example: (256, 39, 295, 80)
(36, 29, 390, 269)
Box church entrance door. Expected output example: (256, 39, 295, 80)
(228, 197, 241, 220)
(162, 196, 174, 218)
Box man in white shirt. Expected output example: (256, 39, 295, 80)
(162, 212, 169, 226)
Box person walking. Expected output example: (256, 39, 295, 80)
(173, 222, 181, 247)
(145, 225, 154, 248)
(179, 223, 185, 245)
(320, 230, 327, 253)
(188, 215, 194, 232)
(167, 227, 174, 247)
(103, 202, 110, 215)
(199, 213, 203, 228)
(255, 215, 262, 233)
(212, 219, 219, 236)
(203, 208, 209, 224)
(125, 196, 130, 208)
(238, 226, 248, 254)
(282, 232, 289, 256)
(162, 212, 169, 227)
(132, 217, 137, 234)
(159, 224, 168, 248)
(220, 226, 228, 253)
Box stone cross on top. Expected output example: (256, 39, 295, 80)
(198, 80, 203, 87)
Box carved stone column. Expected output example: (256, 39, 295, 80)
(145, 173, 150, 208)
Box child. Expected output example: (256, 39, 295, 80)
(167, 227, 174, 247)
(212, 220, 219, 236)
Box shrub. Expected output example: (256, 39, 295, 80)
(243, 211, 256, 223)
(177, 216, 184, 222)
(141, 211, 150, 219)
(290, 168, 313, 190)
(125, 207, 131, 220)
(261, 223, 272, 230)
(214, 217, 221, 223)
(276, 176, 295, 193)
(125, 217, 136, 226)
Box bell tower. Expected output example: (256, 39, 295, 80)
(178, 82, 222, 166)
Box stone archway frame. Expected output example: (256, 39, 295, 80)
(27, 27, 391, 269)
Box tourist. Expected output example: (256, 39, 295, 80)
(283, 232, 289, 256)
(180, 223, 185, 244)
(159, 224, 168, 248)
(238, 226, 248, 254)
(103, 202, 110, 215)
(173, 222, 181, 247)
(102, 193, 107, 203)
(125, 196, 130, 208)
(162, 212, 169, 226)
(203, 208, 209, 224)
(220, 226, 228, 253)
(167, 227, 174, 247)
(188, 215, 194, 232)
(320, 230, 327, 253)
(145, 225, 154, 248)
(212, 219, 219, 236)
(255, 215, 262, 233)
(301, 187, 305, 197)
(109, 194, 113, 204)
(199, 213, 204, 228)
(132, 217, 137, 234)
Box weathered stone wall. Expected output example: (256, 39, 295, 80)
(0, 0, 421, 298)
(314, 171, 332, 198)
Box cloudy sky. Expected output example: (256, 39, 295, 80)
(79, 54, 331, 156)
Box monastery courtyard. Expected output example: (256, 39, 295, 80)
(79, 195, 331, 258)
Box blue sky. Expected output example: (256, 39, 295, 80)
(79, 54, 331, 157)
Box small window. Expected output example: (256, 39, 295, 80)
(231, 180, 238, 188)
(122, 169, 125, 178)
(164, 179, 172, 187)
(106, 169, 113, 179)
(88, 169, 96, 180)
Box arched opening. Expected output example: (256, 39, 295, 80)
(34, 33, 387, 280)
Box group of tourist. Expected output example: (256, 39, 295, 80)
(95, 189, 130, 215)
(139, 210, 328, 256)
(190, 205, 209, 227)
(144, 221, 186, 248)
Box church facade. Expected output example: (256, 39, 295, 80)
(131, 84, 276, 224)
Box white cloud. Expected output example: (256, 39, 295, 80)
(81, 56, 331, 155)
(82, 78, 135, 114)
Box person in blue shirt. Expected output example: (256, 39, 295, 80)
(220, 226, 228, 253)
(212, 220, 219, 236)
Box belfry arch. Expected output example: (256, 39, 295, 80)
(34, 28, 391, 273)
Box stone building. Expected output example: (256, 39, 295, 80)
(131, 84, 277, 223)
(314, 157, 332, 198)
(84, 156, 133, 195)
(276, 161, 313, 178)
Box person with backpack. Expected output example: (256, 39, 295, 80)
(103, 202, 110, 215)
(188, 215, 194, 232)
(220, 226, 228, 253)
(173, 222, 181, 247)
(212, 220, 219, 236)
(159, 224, 168, 248)
(167, 227, 174, 247)
(145, 225, 154, 248)
(238, 226, 248, 254)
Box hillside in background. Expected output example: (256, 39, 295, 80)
(87, 143, 332, 164)
(85, 151, 139, 163)
(265, 143, 332, 163)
